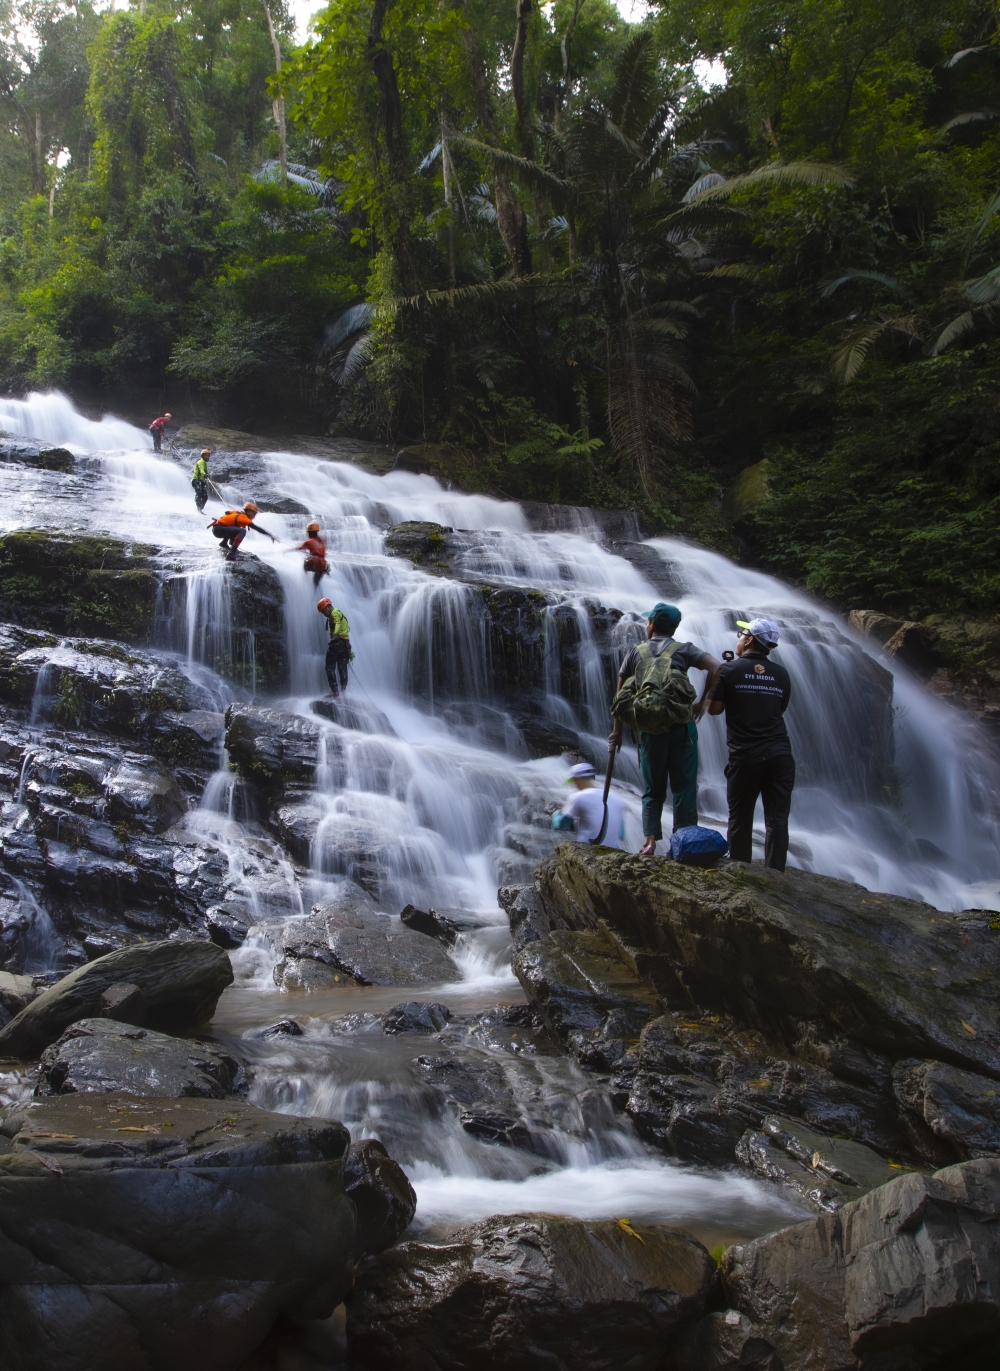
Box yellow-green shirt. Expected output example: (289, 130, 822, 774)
(325, 607, 350, 639)
(192, 456, 209, 480)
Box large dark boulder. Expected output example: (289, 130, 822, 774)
(268, 906, 456, 990)
(224, 705, 320, 800)
(0, 1094, 355, 1371)
(534, 847, 1000, 1080)
(722, 1157, 1000, 1371)
(104, 756, 186, 833)
(384, 520, 454, 565)
(0, 438, 74, 471)
(893, 1058, 1000, 1164)
(346, 1213, 714, 1371)
(0, 940, 233, 1060)
(344, 1138, 417, 1255)
(0, 531, 158, 642)
(32, 1017, 246, 1099)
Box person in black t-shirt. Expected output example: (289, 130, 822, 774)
(707, 616, 795, 871)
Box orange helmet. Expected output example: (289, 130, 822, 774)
(317, 598, 332, 611)
(200, 448, 210, 458)
(243, 501, 258, 515)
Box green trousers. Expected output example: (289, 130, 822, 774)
(639, 721, 699, 839)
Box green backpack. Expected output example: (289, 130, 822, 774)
(611, 640, 697, 735)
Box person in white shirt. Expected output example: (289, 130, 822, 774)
(552, 762, 627, 849)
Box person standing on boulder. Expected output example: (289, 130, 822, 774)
(149, 412, 171, 452)
(317, 598, 351, 696)
(608, 603, 720, 857)
(209, 502, 275, 560)
(192, 449, 211, 512)
(707, 617, 794, 871)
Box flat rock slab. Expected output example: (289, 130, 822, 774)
(723, 1156, 1000, 1371)
(270, 909, 455, 990)
(513, 926, 662, 1051)
(535, 848, 1000, 1079)
(0, 939, 234, 1061)
(33, 1017, 246, 1100)
(347, 1212, 714, 1371)
(0, 1094, 355, 1371)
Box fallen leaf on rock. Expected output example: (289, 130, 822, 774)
(615, 1218, 645, 1244)
(961, 1020, 978, 1035)
(811, 1151, 822, 1169)
(116, 1125, 159, 1133)
(29, 1151, 63, 1174)
(748, 1079, 771, 1089)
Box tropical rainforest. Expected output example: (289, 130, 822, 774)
(1, 0, 999, 623)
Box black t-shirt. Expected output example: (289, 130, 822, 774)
(709, 651, 792, 761)
(619, 636, 707, 680)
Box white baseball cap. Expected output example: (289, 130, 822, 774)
(566, 762, 596, 783)
(736, 617, 780, 648)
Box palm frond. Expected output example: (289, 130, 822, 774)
(944, 46, 989, 67)
(962, 265, 1000, 304)
(396, 276, 551, 310)
(820, 270, 902, 297)
(687, 160, 854, 203)
(940, 109, 1000, 135)
(321, 303, 374, 353)
(831, 314, 923, 382)
(930, 311, 977, 355)
(682, 172, 728, 202)
(338, 331, 373, 384)
(453, 137, 574, 202)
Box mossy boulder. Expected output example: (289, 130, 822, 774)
(0, 531, 158, 643)
(722, 459, 771, 526)
(384, 521, 454, 566)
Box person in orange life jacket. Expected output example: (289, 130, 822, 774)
(298, 521, 328, 586)
(707, 617, 794, 871)
(317, 598, 351, 696)
(209, 502, 275, 560)
(608, 602, 721, 857)
(149, 412, 171, 452)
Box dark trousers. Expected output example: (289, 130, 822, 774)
(726, 753, 796, 871)
(192, 478, 207, 511)
(325, 637, 351, 694)
(638, 721, 699, 839)
(212, 525, 244, 554)
(151, 429, 162, 451)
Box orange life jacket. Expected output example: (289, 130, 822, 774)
(215, 510, 253, 528)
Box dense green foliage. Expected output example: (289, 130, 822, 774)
(1, 0, 1000, 619)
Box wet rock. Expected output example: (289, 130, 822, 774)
(0, 531, 158, 642)
(0, 437, 74, 471)
(269, 906, 455, 991)
(735, 1114, 910, 1213)
(225, 705, 321, 800)
(893, 1058, 1000, 1163)
(270, 799, 324, 863)
(0, 970, 39, 1027)
(0, 939, 233, 1059)
(149, 708, 225, 771)
(205, 905, 250, 949)
(534, 848, 1000, 1081)
(384, 520, 454, 565)
(98, 981, 146, 1025)
(459, 1106, 532, 1149)
(346, 1213, 715, 1371)
(254, 1018, 303, 1039)
(882, 620, 945, 676)
(32, 1016, 246, 1099)
(848, 609, 905, 646)
(668, 1310, 780, 1371)
(630, 1070, 747, 1166)
(0, 1094, 355, 1371)
(722, 1157, 1000, 1371)
(399, 904, 460, 944)
(105, 756, 186, 833)
(513, 926, 661, 1059)
(499, 882, 554, 952)
(344, 1138, 417, 1256)
(507, 705, 583, 759)
(382, 1001, 452, 1034)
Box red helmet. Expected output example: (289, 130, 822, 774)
(306, 521, 320, 534)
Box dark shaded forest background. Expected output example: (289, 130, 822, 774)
(1, 0, 1000, 625)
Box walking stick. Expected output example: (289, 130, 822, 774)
(589, 745, 617, 846)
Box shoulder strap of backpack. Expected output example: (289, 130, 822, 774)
(636, 638, 682, 686)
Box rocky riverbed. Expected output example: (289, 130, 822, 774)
(1, 396, 999, 1369)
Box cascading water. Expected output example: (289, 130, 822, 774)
(1, 390, 998, 1243)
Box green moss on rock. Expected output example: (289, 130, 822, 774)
(0, 531, 159, 643)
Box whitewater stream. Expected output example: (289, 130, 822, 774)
(2, 391, 999, 1258)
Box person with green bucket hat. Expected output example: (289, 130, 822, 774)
(608, 602, 721, 856)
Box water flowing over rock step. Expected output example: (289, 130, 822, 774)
(504, 847, 1000, 1191)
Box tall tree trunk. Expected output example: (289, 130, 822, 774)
(511, 0, 533, 160)
(454, 1, 531, 277)
(368, 0, 416, 294)
(261, 0, 287, 184)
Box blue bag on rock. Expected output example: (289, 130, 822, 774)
(669, 825, 728, 867)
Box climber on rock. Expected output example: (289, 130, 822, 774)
(209, 502, 275, 560)
(149, 412, 172, 452)
(298, 521, 329, 586)
(192, 449, 211, 512)
(317, 597, 351, 697)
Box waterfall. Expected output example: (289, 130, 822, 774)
(2, 389, 998, 1242)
